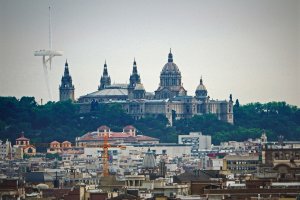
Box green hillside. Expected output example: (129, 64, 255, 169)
(0, 97, 299, 147)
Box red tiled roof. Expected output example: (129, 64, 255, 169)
(16, 132, 29, 141)
(16, 136, 29, 141)
(98, 125, 110, 131)
(79, 130, 159, 142)
(22, 145, 35, 149)
(110, 132, 131, 138)
(123, 125, 136, 131)
(136, 135, 159, 141)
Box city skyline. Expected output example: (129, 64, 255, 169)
(1, 0, 299, 106)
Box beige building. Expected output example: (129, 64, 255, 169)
(76, 125, 159, 147)
(13, 133, 36, 158)
(223, 154, 259, 175)
(47, 140, 73, 154)
(0, 140, 12, 160)
(124, 175, 189, 197)
(76, 50, 234, 125)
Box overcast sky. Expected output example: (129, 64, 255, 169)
(0, 0, 299, 106)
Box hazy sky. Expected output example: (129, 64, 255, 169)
(1, 0, 299, 106)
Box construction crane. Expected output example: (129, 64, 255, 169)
(100, 132, 126, 177)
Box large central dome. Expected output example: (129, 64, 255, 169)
(154, 50, 187, 99)
(161, 51, 181, 74)
(161, 62, 180, 74)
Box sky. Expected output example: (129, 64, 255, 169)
(0, 0, 299, 106)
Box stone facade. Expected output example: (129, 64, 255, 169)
(70, 50, 233, 125)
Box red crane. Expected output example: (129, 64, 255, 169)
(100, 132, 126, 177)
(101, 132, 110, 177)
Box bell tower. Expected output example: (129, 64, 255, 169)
(59, 60, 75, 102)
(99, 61, 111, 90)
(128, 59, 141, 99)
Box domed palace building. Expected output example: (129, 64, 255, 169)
(63, 50, 233, 125)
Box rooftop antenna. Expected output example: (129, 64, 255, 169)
(34, 6, 63, 100)
(49, 6, 52, 50)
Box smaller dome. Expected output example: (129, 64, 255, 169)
(16, 136, 29, 141)
(16, 132, 29, 141)
(98, 125, 110, 132)
(196, 77, 207, 91)
(62, 141, 71, 144)
(134, 83, 145, 91)
(50, 141, 60, 144)
(123, 125, 136, 132)
(161, 50, 181, 74)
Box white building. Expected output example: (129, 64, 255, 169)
(178, 132, 211, 155)
(0, 140, 12, 160)
(83, 144, 191, 159)
(127, 144, 192, 158)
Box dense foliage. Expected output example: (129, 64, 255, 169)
(0, 97, 299, 147)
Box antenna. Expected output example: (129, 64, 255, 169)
(49, 6, 52, 50)
(34, 6, 63, 101)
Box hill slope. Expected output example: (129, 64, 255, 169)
(0, 97, 299, 145)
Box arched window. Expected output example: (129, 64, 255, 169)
(27, 148, 33, 154)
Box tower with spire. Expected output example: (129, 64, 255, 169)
(128, 59, 142, 99)
(129, 58, 141, 88)
(98, 61, 111, 90)
(59, 60, 75, 102)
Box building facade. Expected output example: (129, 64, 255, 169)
(13, 133, 36, 158)
(178, 132, 211, 156)
(0, 140, 12, 160)
(76, 125, 159, 147)
(65, 50, 233, 125)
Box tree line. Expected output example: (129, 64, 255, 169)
(0, 96, 299, 147)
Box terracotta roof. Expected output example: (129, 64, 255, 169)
(22, 145, 35, 149)
(123, 125, 136, 131)
(110, 132, 131, 138)
(136, 135, 159, 141)
(98, 125, 110, 131)
(79, 131, 158, 142)
(16, 136, 29, 141)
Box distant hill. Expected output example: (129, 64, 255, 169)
(0, 97, 299, 147)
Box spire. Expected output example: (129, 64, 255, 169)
(168, 48, 173, 62)
(200, 76, 203, 85)
(132, 58, 137, 74)
(103, 60, 108, 76)
(129, 58, 141, 89)
(64, 59, 69, 76)
(99, 60, 111, 90)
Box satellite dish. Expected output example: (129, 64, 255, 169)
(34, 6, 63, 100)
